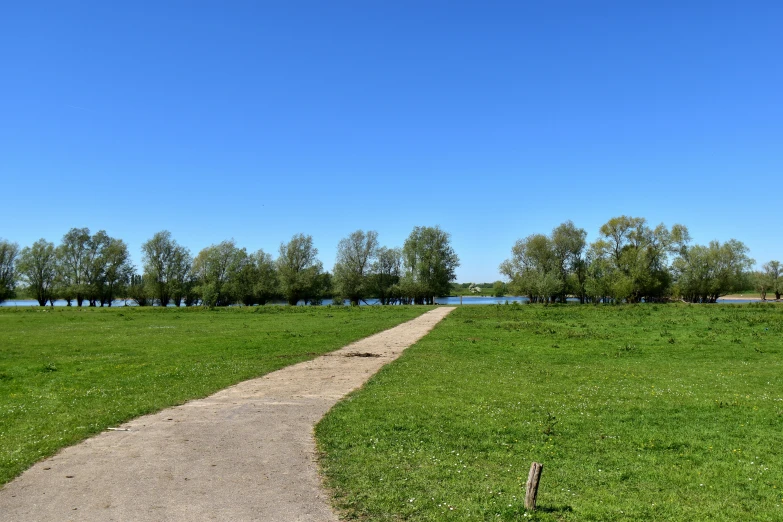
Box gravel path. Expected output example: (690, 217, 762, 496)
(0, 307, 455, 521)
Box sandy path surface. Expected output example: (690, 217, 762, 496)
(0, 307, 455, 522)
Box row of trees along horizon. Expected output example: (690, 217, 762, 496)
(0, 217, 780, 307)
(500, 217, 780, 304)
(0, 226, 458, 307)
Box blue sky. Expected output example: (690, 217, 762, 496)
(2, 1, 781, 282)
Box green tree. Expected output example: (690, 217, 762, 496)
(169, 245, 194, 307)
(333, 230, 379, 306)
(499, 233, 558, 303)
(0, 239, 19, 303)
(394, 275, 427, 305)
(231, 249, 281, 306)
(54, 230, 132, 307)
(762, 261, 782, 300)
(192, 240, 247, 307)
(369, 246, 402, 305)
(308, 271, 332, 305)
(551, 221, 587, 302)
(277, 234, 323, 306)
(141, 231, 192, 307)
(98, 238, 133, 306)
(570, 257, 589, 304)
(181, 270, 201, 307)
(16, 239, 57, 306)
(56, 227, 92, 306)
(673, 239, 754, 303)
(232, 250, 279, 306)
(252, 249, 279, 305)
(589, 216, 689, 303)
(127, 273, 151, 306)
(753, 271, 770, 300)
(83, 230, 109, 306)
(583, 251, 614, 303)
(234, 253, 259, 306)
(492, 280, 506, 297)
(402, 226, 459, 305)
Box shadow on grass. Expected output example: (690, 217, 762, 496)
(536, 504, 574, 514)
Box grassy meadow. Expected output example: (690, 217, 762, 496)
(0, 305, 429, 486)
(316, 303, 783, 521)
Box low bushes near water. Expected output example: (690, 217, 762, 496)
(316, 303, 783, 521)
(0, 305, 429, 486)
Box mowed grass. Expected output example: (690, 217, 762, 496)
(0, 305, 429, 486)
(316, 303, 783, 521)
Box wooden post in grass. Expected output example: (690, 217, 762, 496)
(524, 462, 543, 511)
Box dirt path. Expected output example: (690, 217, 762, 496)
(0, 307, 455, 521)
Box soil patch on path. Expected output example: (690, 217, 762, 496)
(0, 307, 455, 521)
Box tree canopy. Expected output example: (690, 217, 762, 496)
(2, 219, 775, 307)
(500, 221, 588, 304)
(499, 217, 762, 304)
(192, 240, 247, 307)
(142, 231, 192, 307)
(0, 240, 19, 304)
(673, 240, 754, 303)
(402, 226, 459, 305)
(277, 234, 323, 306)
(16, 239, 58, 306)
(333, 230, 379, 306)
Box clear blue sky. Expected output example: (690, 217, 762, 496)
(2, 1, 781, 282)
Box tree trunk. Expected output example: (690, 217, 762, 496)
(524, 462, 543, 511)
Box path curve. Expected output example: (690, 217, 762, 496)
(0, 307, 455, 521)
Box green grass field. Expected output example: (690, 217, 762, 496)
(316, 303, 783, 521)
(0, 305, 429, 486)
